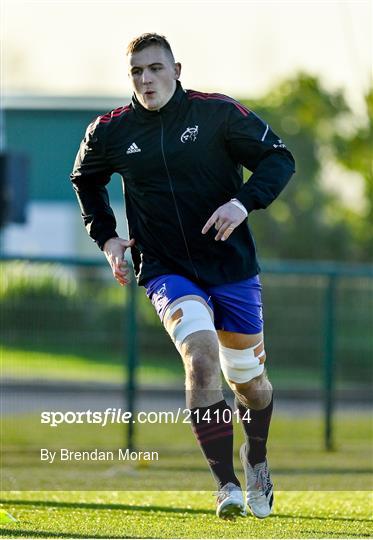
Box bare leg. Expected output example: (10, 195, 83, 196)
(163, 298, 240, 489)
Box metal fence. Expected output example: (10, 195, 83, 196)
(1, 255, 372, 450)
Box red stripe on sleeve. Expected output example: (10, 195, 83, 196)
(187, 90, 250, 117)
(97, 105, 131, 124)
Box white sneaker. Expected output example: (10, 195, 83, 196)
(240, 444, 274, 518)
(216, 482, 247, 519)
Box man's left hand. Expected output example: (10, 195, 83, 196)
(202, 201, 247, 241)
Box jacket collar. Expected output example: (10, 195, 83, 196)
(131, 80, 186, 118)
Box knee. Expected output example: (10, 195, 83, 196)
(189, 355, 216, 388)
(233, 373, 272, 410)
(183, 330, 219, 360)
(182, 333, 220, 388)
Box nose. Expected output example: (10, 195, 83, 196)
(141, 68, 152, 85)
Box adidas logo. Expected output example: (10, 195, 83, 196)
(126, 142, 141, 154)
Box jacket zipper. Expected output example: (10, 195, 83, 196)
(159, 114, 200, 281)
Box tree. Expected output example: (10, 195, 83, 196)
(333, 88, 373, 260)
(242, 73, 371, 262)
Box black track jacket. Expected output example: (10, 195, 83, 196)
(70, 81, 295, 286)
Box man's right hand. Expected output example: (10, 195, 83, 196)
(103, 237, 135, 286)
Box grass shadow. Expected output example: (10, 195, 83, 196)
(275, 513, 372, 524)
(0, 499, 215, 516)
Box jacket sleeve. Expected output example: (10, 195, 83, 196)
(225, 103, 296, 213)
(70, 119, 118, 250)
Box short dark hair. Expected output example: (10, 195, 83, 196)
(126, 33, 175, 60)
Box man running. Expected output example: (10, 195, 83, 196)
(70, 33, 295, 519)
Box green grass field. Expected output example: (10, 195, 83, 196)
(0, 490, 372, 539)
(1, 411, 372, 538)
(1, 345, 330, 390)
(0, 345, 179, 385)
(2, 338, 372, 538)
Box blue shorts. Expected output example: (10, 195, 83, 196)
(144, 274, 263, 334)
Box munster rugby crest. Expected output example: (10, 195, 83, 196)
(181, 125, 199, 143)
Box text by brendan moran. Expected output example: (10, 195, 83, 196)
(40, 448, 159, 464)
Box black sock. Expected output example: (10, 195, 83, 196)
(235, 394, 273, 466)
(191, 399, 240, 489)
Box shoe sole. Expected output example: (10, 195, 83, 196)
(217, 503, 246, 520)
(239, 444, 274, 519)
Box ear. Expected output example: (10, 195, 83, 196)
(174, 62, 181, 80)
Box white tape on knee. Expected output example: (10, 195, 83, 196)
(219, 341, 265, 383)
(164, 300, 216, 352)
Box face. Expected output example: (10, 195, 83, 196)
(128, 45, 181, 110)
